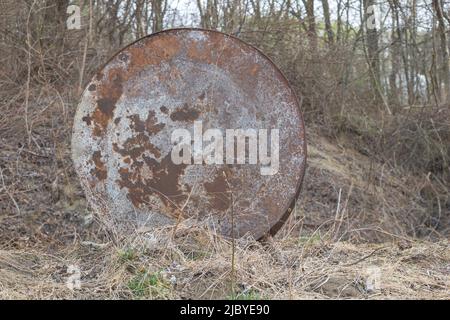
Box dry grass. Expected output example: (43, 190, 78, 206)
(0, 223, 448, 299)
(294, 127, 449, 242)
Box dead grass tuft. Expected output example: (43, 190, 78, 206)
(0, 224, 448, 299)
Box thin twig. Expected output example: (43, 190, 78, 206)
(342, 247, 386, 267)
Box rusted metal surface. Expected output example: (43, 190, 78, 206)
(72, 28, 306, 239)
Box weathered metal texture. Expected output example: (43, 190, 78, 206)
(72, 29, 306, 239)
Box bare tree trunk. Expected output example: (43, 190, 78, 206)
(209, 0, 219, 29)
(249, 0, 261, 24)
(410, 0, 420, 104)
(197, 0, 219, 30)
(136, 0, 144, 38)
(151, 0, 165, 33)
(223, 0, 246, 34)
(388, 1, 400, 105)
(433, 0, 450, 103)
(430, 14, 441, 106)
(303, 0, 317, 51)
(363, 0, 380, 89)
(321, 0, 334, 44)
(336, 0, 344, 43)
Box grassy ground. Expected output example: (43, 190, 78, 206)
(0, 125, 448, 299)
(0, 225, 448, 299)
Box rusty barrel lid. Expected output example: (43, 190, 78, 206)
(72, 28, 306, 239)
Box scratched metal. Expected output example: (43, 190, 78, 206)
(72, 29, 306, 239)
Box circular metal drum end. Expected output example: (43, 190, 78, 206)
(72, 28, 306, 239)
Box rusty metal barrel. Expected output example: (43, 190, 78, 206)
(72, 28, 306, 239)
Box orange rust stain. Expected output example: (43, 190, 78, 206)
(90, 69, 124, 137)
(110, 105, 192, 212)
(128, 111, 165, 135)
(86, 35, 181, 138)
(185, 34, 260, 102)
(91, 151, 107, 181)
(170, 105, 200, 122)
(91, 107, 113, 137)
(111, 112, 164, 163)
(187, 33, 238, 69)
(126, 35, 181, 74)
(249, 64, 260, 76)
(116, 154, 188, 212)
(97, 68, 124, 102)
(113, 133, 161, 161)
(187, 41, 214, 64)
